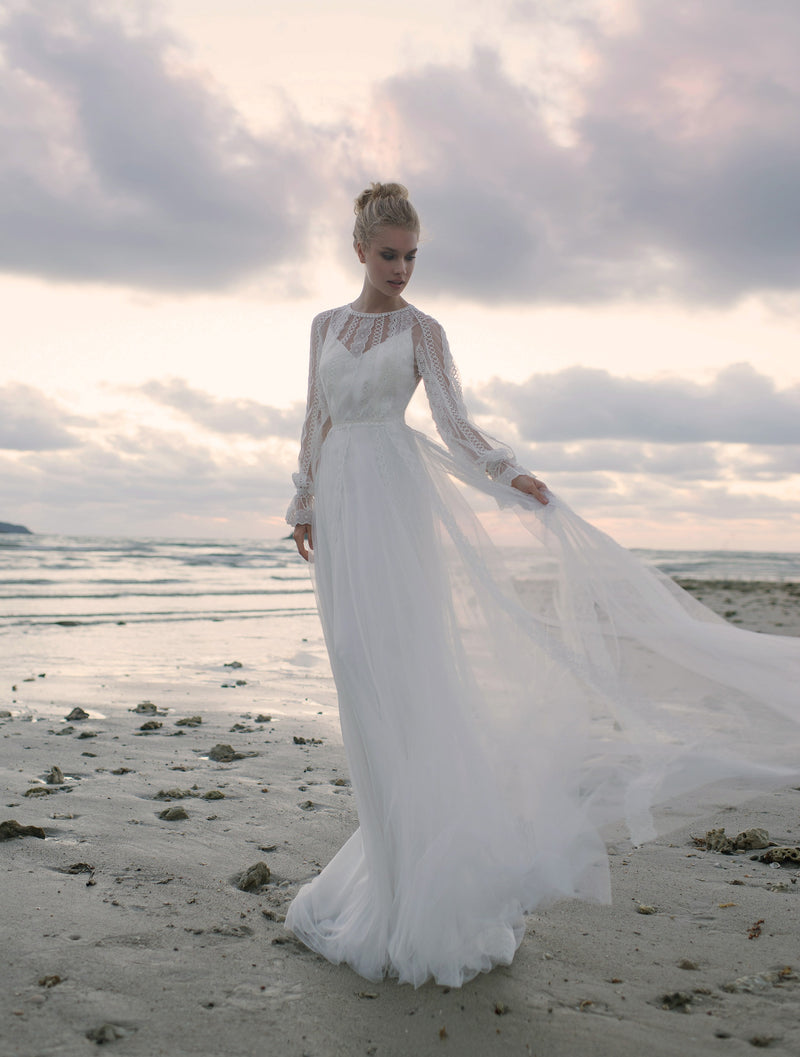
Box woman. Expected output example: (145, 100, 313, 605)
(285, 183, 800, 988)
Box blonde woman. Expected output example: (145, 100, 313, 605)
(285, 183, 800, 987)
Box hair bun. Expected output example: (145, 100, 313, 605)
(354, 182, 410, 215)
(352, 182, 420, 248)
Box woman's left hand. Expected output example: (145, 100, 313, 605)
(511, 474, 549, 505)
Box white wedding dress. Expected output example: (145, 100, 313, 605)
(284, 304, 800, 988)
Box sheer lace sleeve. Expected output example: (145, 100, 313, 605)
(413, 311, 526, 487)
(286, 312, 333, 525)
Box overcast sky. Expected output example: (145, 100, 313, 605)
(1, 0, 799, 549)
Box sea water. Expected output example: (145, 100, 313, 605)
(3, 535, 799, 636)
(2, 535, 799, 720)
(0, 535, 326, 721)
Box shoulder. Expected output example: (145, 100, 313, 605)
(311, 307, 342, 329)
(309, 307, 347, 346)
(408, 305, 446, 340)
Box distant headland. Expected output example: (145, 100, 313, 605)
(0, 521, 33, 534)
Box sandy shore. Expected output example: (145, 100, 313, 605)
(2, 580, 799, 1057)
(676, 580, 800, 637)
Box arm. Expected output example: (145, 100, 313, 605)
(287, 312, 333, 559)
(413, 313, 548, 504)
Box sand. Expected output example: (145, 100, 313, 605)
(2, 580, 799, 1057)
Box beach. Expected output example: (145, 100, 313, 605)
(2, 543, 800, 1056)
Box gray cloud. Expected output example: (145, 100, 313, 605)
(379, 2, 800, 303)
(517, 441, 724, 479)
(2, 375, 798, 537)
(470, 363, 800, 444)
(138, 379, 304, 438)
(2, 1, 799, 305)
(0, 424, 293, 535)
(0, 0, 324, 291)
(0, 384, 85, 450)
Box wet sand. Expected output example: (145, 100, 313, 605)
(2, 580, 799, 1056)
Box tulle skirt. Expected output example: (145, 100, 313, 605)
(284, 420, 800, 987)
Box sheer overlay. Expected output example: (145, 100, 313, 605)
(284, 304, 800, 987)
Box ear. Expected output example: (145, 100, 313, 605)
(355, 240, 367, 264)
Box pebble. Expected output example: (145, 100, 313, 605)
(722, 968, 797, 994)
(65, 708, 89, 722)
(208, 743, 244, 763)
(154, 788, 192, 801)
(131, 702, 159, 714)
(158, 806, 189, 821)
(661, 991, 693, 1011)
(0, 819, 46, 841)
(237, 862, 271, 891)
(86, 1024, 135, 1044)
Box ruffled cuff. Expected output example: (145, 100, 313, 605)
(286, 495, 313, 526)
(287, 471, 314, 525)
(494, 464, 526, 488)
(479, 450, 526, 487)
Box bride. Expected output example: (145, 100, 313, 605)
(284, 182, 800, 988)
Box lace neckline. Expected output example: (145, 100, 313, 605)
(346, 303, 413, 318)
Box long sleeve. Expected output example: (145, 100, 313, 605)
(413, 312, 526, 487)
(286, 312, 332, 525)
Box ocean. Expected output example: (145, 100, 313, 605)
(2, 535, 799, 722)
(2, 534, 800, 635)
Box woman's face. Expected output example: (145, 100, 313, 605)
(356, 226, 418, 300)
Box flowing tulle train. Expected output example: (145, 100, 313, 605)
(284, 305, 800, 987)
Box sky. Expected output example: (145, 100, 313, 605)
(1, 0, 799, 549)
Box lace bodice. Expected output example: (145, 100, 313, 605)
(286, 305, 525, 525)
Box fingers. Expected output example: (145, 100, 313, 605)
(293, 524, 312, 561)
(511, 474, 549, 505)
(531, 477, 549, 505)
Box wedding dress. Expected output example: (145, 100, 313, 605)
(284, 304, 800, 988)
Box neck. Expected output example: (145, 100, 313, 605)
(350, 279, 407, 315)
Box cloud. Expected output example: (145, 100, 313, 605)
(371, 2, 800, 303)
(470, 363, 800, 444)
(0, 422, 294, 536)
(0, 383, 85, 450)
(516, 441, 724, 479)
(137, 378, 304, 438)
(2, 1, 799, 305)
(2, 375, 798, 541)
(0, 0, 325, 291)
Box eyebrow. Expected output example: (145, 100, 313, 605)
(380, 246, 417, 252)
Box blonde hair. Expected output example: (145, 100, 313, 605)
(353, 182, 420, 248)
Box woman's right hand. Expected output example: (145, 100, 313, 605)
(293, 523, 313, 561)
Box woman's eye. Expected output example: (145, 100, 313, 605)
(381, 253, 394, 260)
